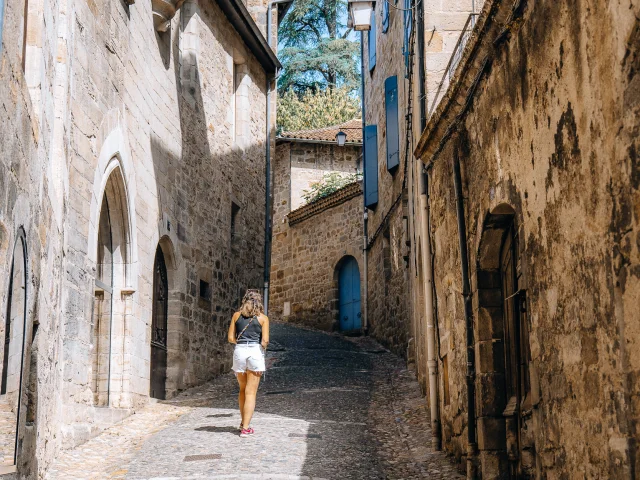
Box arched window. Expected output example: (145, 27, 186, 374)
(91, 165, 132, 408)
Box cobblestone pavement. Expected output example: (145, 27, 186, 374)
(45, 323, 462, 479)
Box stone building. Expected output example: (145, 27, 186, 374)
(0, 0, 283, 476)
(269, 121, 364, 331)
(362, 0, 640, 476)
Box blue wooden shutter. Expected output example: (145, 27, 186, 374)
(385, 76, 399, 171)
(364, 125, 379, 209)
(403, 0, 412, 72)
(382, 0, 389, 33)
(368, 10, 376, 71)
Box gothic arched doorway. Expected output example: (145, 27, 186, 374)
(476, 204, 534, 479)
(337, 256, 361, 332)
(1, 230, 27, 468)
(150, 245, 168, 400)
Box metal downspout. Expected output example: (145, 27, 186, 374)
(415, 0, 440, 450)
(452, 147, 477, 479)
(361, 31, 368, 333)
(419, 168, 441, 450)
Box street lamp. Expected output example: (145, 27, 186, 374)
(336, 131, 347, 147)
(347, 0, 375, 31)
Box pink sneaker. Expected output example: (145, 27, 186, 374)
(240, 427, 254, 437)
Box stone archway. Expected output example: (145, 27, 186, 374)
(475, 203, 534, 479)
(91, 163, 133, 408)
(0, 229, 28, 469)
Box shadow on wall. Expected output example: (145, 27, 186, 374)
(146, 4, 268, 399)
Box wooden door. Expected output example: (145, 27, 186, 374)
(150, 246, 168, 400)
(339, 257, 361, 331)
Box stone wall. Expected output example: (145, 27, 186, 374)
(416, 0, 640, 477)
(0, 0, 272, 476)
(362, 0, 413, 356)
(270, 140, 364, 330)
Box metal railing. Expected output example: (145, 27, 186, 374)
(428, 13, 479, 117)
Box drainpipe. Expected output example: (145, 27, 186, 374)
(264, 1, 287, 313)
(452, 147, 477, 479)
(419, 166, 440, 450)
(417, 0, 426, 130)
(360, 31, 368, 333)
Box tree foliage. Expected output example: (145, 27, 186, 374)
(277, 87, 360, 133)
(302, 172, 362, 205)
(278, 0, 360, 94)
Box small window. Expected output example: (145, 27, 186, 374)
(368, 10, 376, 71)
(364, 125, 378, 209)
(199, 280, 211, 301)
(385, 76, 399, 172)
(382, 0, 389, 33)
(231, 201, 241, 245)
(403, 0, 412, 72)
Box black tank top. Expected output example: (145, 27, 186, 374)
(236, 315, 262, 343)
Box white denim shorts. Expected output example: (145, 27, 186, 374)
(232, 344, 266, 373)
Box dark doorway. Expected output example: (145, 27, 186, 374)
(150, 245, 168, 400)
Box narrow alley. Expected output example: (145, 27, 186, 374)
(42, 323, 461, 480)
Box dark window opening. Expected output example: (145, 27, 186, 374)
(231, 202, 241, 246)
(443, 355, 450, 406)
(200, 280, 211, 302)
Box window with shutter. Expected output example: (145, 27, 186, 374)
(403, 0, 412, 73)
(382, 0, 389, 33)
(364, 125, 379, 209)
(385, 76, 399, 172)
(368, 10, 376, 71)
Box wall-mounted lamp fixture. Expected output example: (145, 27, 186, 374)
(347, 0, 375, 31)
(336, 131, 347, 147)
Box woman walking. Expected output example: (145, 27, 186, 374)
(228, 290, 269, 437)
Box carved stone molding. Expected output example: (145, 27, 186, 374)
(152, 0, 185, 32)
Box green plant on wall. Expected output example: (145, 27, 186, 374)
(302, 172, 362, 205)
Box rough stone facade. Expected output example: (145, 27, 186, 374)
(412, 0, 640, 477)
(0, 0, 276, 477)
(269, 138, 364, 330)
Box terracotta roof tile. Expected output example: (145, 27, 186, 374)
(279, 119, 363, 144)
(287, 182, 362, 226)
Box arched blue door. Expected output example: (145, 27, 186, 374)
(338, 257, 361, 331)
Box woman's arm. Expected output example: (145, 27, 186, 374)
(228, 312, 239, 344)
(260, 314, 270, 349)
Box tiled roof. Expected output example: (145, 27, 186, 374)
(287, 182, 362, 226)
(279, 119, 363, 144)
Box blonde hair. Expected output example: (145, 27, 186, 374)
(240, 289, 263, 317)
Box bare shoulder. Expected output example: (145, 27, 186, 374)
(258, 313, 269, 325)
(231, 311, 241, 322)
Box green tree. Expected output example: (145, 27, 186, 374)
(302, 172, 362, 205)
(277, 87, 360, 133)
(278, 0, 360, 94)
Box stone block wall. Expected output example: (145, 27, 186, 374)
(0, 0, 272, 476)
(363, 0, 413, 356)
(270, 140, 364, 330)
(415, 0, 640, 477)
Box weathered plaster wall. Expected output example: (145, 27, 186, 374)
(270, 141, 364, 330)
(418, 0, 640, 477)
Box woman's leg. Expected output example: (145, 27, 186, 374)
(242, 371, 262, 428)
(236, 372, 247, 427)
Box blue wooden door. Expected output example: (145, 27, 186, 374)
(339, 257, 361, 331)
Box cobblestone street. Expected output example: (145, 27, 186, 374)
(44, 323, 461, 479)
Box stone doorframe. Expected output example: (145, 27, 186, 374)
(473, 203, 518, 478)
(88, 127, 138, 409)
